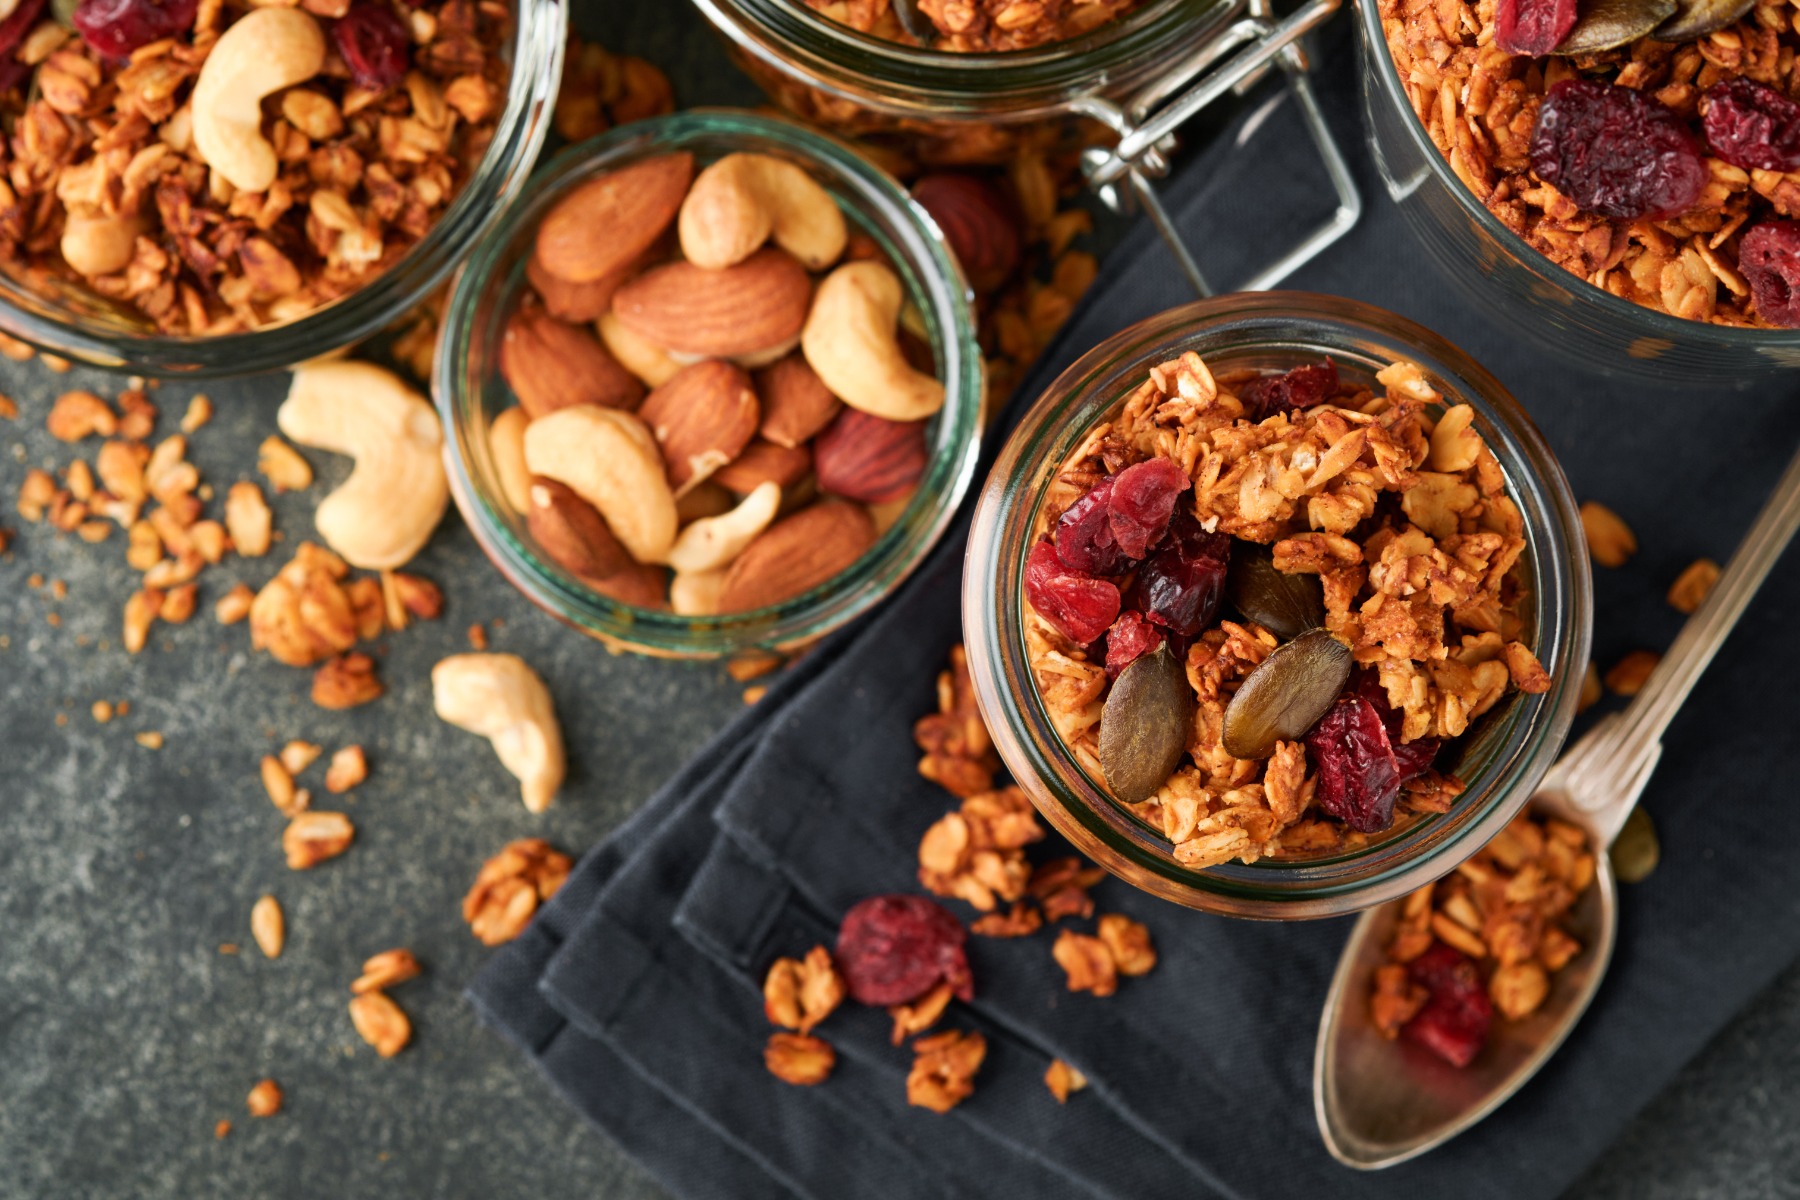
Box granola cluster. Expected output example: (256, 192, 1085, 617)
(1379, 0, 1800, 326)
(1026, 351, 1552, 867)
(803, 0, 1142, 51)
(0, 0, 511, 335)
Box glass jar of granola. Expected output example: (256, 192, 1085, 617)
(436, 111, 983, 659)
(962, 293, 1591, 918)
(1358, 0, 1800, 381)
(0, 0, 562, 376)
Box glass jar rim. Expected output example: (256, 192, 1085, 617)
(1357, 0, 1800, 352)
(963, 292, 1592, 918)
(435, 110, 984, 657)
(0, 0, 564, 377)
(690, 0, 1239, 114)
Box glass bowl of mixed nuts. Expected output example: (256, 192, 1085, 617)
(1360, 0, 1800, 379)
(436, 110, 983, 658)
(962, 293, 1592, 919)
(0, 0, 561, 375)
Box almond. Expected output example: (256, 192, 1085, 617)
(535, 153, 693, 283)
(910, 174, 1020, 293)
(712, 438, 812, 494)
(612, 248, 812, 359)
(813, 408, 928, 504)
(526, 252, 636, 323)
(586, 559, 669, 609)
(526, 477, 635, 581)
(719, 499, 875, 611)
(638, 361, 760, 492)
(500, 308, 644, 419)
(755, 355, 841, 449)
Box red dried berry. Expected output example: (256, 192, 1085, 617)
(1739, 220, 1800, 328)
(332, 2, 411, 90)
(1240, 359, 1340, 423)
(1053, 476, 1129, 576)
(1026, 539, 1120, 645)
(1126, 510, 1231, 638)
(1106, 457, 1188, 559)
(835, 894, 973, 1007)
(1703, 80, 1800, 173)
(1305, 694, 1402, 834)
(1401, 943, 1494, 1068)
(911, 174, 1021, 294)
(1103, 610, 1165, 679)
(70, 0, 189, 59)
(1493, 0, 1577, 56)
(1351, 671, 1440, 780)
(1529, 80, 1708, 220)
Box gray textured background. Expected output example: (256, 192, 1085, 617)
(0, 4, 1796, 1199)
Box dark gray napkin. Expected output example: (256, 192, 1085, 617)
(472, 14, 1800, 1199)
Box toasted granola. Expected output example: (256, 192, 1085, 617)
(1024, 351, 1549, 866)
(0, 0, 512, 334)
(802, 0, 1141, 51)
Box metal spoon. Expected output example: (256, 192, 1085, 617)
(1313, 441, 1800, 1170)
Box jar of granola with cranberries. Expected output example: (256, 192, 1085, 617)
(963, 293, 1592, 918)
(1360, 0, 1800, 380)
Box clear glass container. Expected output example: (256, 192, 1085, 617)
(963, 293, 1592, 919)
(436, 111, 983, 659)
(1357, 0, 1800, 383)
(0, 0, 565, 378)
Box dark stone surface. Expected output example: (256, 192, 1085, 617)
(0, 4, 1794, 1200)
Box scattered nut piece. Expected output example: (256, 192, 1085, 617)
(312, 653, 382, 709)
(283, 811, 354, 869)
(122, 589, 160, 654)
(1605, 650, 1661, 697)
(46, 391, 117, 441)
(215, 1120, 232, 1140)
(262, 755, 306, 814)
(348, 991, 412, 1058)
(257, 436, 313, 493)
(431, 654, 565, 813)
(251, 895, 285, 959)
(1667, 558, 1720, 614)
(906, 1030, 985, 1113)
(463, 838, 572, 945)
(467, 623, 489, 650)
(764, 1032, 835, 1087)
(91, 700, 114, 723)
(1044, 1059, 1088, 1103)
(324, 745, 368, 793)
(351, 948, 421, 995)
(279, 741, 324, 776)
(245, 1079, 283, 1118)
(762, 945, 845, 1035)
(1579, 501, 1636, 568)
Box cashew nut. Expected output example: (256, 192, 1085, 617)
(488, 406, 532, 514)
(801, 261, 944, 422)
(61, 211, 144, 277)
(597, 312, 682, 388)
(667, 481, 780, 574)
(670, 567, 726, 617)
(522, 405, 678, 564)
(678, 152, 848, 272)
(276, 360, 449, 570)
(431, 653, 565, 814)
(192, 8, 326, 193)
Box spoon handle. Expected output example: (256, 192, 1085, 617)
(1569, 440, 1800, 834)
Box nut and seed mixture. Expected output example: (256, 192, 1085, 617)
(1379, 0, 1800, 327)
(1369, 810, 1596, 1066)
(1025, 351, 1553, 867)
(0, 0, 511, 334)
(802, 0, 1143, 51)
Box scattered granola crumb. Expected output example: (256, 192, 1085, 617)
(215, 1120, 232, 1140)
(54, 713, 67, 727)
(279, 741, 324, 776)
(312, 653, 382, 710)
(348, 992, 412, 1058)
(352, 949, 422, 995)
(257, 437, 314, 493)
(1667, 558, 1721, 615)
(180, 396, 214, 434)
(284, 812, 355, 870)
(467, 623, 488, 650)
(906, 1030, 985, 1113)
(325, 746, 369, 794)
(135, 731, 164, 749)
(0, 394, 15, 419)
(246, 1080, 283, 1118)
(262, 756, 305, 816)
(1579, 502, 1637, 568)
(727, 650, 783, 682)
(1044, 1059, 1088, 1103)
(219, 944, 240, 955)
(1578, 663, 1603, 713)
(917, 785, 1043, 912)
(1052, 930, 1118, 997)
(887, 981, 954, 1045)
(215, 584, 255, 625)
(1096, 914, 1156, 977)
(915, 646, 1000, 797)
(251, 896, 285, 960)
(91, 700, 114, 723)
(464, 839, 572, 945)
(1605, 650, 1661, 697)
(762, 946, 845, 1035)
(742, 685, 767, 705)
(764, 1032, 836, 1086)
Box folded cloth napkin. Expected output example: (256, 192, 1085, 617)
(472, 14, 1800, 1200)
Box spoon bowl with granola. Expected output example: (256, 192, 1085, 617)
(963, 293, 1591, 918)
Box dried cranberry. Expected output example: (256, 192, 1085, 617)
(1401, 943, 1493, 1068)
(1127, 510, 1231, 638)
(1025, 539, 1120, 645)
(1305, 694, 1402, 834)
(1493, 0, 1577, 56)
(70, 0, 188, 59)
(1103, 610, 1165, 678)
(1739, 220, 1800, 329)
(0, 51, 29, 96)
(1703, 80, 1800, 173)
(332, 2, 411, 90)
(1106, 457, 1189, 559)
(1053, 477, 1129, 576)
(1351, 672, 1440, 780)
(1529, 80, 1708, 220)
(835, 894, 973, 1007)
(1240, 359, 1339, 422)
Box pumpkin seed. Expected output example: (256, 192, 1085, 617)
(1610, 806, 1660, 884)
(1653, 0, 1753, 40)
(1221, 629, 1352, 760)
(1556, 0, 1676, 53)
(1224, 541, 1324, 642)
(1098, 645, 1195, 805)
